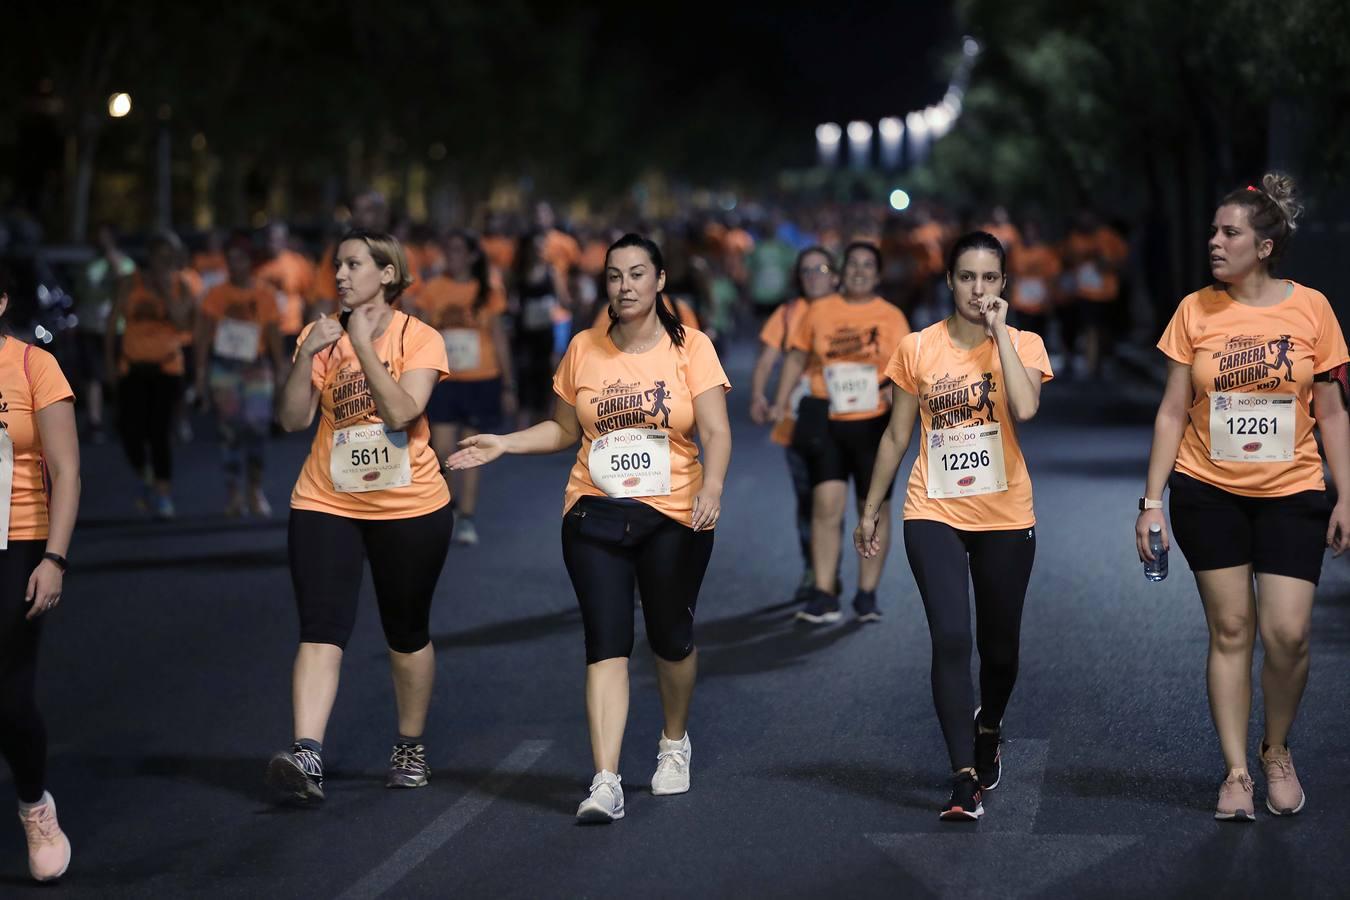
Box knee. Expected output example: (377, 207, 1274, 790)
(648, 627, 694, 663)
(1264, 624, 1310, 662)
(586, 639, 635, 665)
(299, 626, 352, 652)
(813, 493, 846, 523)
(1208, 613, 1255, 652)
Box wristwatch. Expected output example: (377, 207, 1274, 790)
(1138, 498, 1164, 511)
(43, 552, 69, 572)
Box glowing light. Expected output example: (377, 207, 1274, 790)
(963, 36, 981, 57)
(847, 121, 873, 143)
(878, 117, 904, 141)
(108, 93, 132, 118)
(815, 123, 842, 146)
(906, 111, 928, 136)
(889, 189, 911, 212)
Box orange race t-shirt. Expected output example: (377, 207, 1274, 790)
(1009, 244, 1063, 315)
(290, 310, 451, 520)
(759, 297, 811, 446)
(788, 295, 911, 421)
(257, 250, 316, 337)
(480, 235, 516, 279)
(886, 322, 1053, 530)
(415, 276, 508, 381)
(201, 282, 280, 360)
(1157, 281, 1350, 497)
(1063, 227, 1128, 303)
(0, 339, 75, 542)
(553, 327, 730, 527)
(121, 274, 188, 376)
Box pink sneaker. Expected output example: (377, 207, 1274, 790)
(18, 792, 71, 882)
(1214, 772, 1255, 822)
(1261, 744, 1306, 816)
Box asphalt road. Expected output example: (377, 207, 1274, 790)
(3, 343, 1349, 898)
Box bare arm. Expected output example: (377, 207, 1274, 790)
(1314, 380, 1350, 555)
(992, 324, 1043, 421)
(863, 390, 919, 521)
(277, 349, 321, 432)
(446, 399, 582, 469)
(352, 339, 438, 431)
(771, 349, 809, 415)
(749, 343, 781, 423)
(1135, 360, 1192, 560)
(26, 399, 80, 618)
(692, 386, 732, 531)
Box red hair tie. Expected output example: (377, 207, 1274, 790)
(1246, 185, 1259, 191)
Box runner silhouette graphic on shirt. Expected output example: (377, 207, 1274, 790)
(971, 372, 998, 423)
(1267, 334, 1295, 382)
(863, 326, 881, 356)
(645, 381, 672, 428)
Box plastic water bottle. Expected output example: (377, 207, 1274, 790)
(1144, 523, 1168, 582)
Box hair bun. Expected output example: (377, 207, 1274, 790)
(1260, 172, 1303, 232)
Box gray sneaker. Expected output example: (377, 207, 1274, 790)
(576, 771, 625, 823)
(386, 742, 430, 789)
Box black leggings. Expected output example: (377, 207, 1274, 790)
(288, 505, 454, 653)
(1, 541, 48, 803)
(785, 446, 813, 569)
(561, 497, 715, 664)
(903, 520, 1036, 772)
(119, 366, 181, 481)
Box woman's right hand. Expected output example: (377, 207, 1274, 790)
(299, 314, 343, 358)
(750, 394, 770, 426)
(446, 433, 507, 470)
(1135, 508, 1169, 562)
(855, 510, 881, 558)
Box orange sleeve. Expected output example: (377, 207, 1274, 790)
(403, 320, 451, 380)
(1156, 297, 1195, 365)
(759, 306, 786, 348)
(787, 303, 816, 354)
(686, 331, 731, 396)
(552, 335, 581, 405)
(884, 333, 918, 394)
(1015, 330, 1055, 382)
(29, 349, 75, 410)
(1312, 292, 1350, 373)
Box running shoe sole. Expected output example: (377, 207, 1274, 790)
(30, 841, 71, 882)
(651, 782, 689, 796)
(575, 802, 625, 823)
(939, 803, 984, 821)
(855, 610, 882, 623)
(1266, 793, 1306, 816)
(1214, 809, 1255, 822)
(267, 753, 325, 805)
(795, 610, 842, 624)
(386, 771, 430, 789)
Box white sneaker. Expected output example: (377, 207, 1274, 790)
(651, 733, 691, 796)
(575, 771, 624, 823)
(453, 518, 479, 546)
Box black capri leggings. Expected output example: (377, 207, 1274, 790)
(1, 541, 49, 804)
(288, 505, 454, 653)
(561, 496, 715, 664)
(119, 365, 181, 481)
(903, 519, 1036, 772)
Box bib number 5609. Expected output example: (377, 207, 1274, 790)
(610, 451, 653, 472)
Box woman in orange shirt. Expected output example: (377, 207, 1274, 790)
(0, 267, 80, 881)
(511, 230, 572, 429)
(1007, 219, 1060, 338)
(267, 230, 453, 805)
(749, 246, 840, 603)
(770, 242, 911, 624)
(857, 231, 1053, 822)
(448, 233, 731, 824)
(194, 233, 286, 517)
(105, 232, 194, 519)
(416, 230, 515, 547)
(1137, 174, 1350, 821)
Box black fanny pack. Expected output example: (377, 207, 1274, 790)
(567, 496, 669, 545)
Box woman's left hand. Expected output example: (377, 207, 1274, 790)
(25, 560, 64, 621)
(1328, 501, 1350, 556)
(346, 303, 382, 348)
(691, 486, 722, 532)
(980, 296, 1009, 336)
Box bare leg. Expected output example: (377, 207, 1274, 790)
(1255, 573, 1315, 749)
(1195, 565, 1257, 776)
(810, 481, 848, 593)
(586, 658, 630, 773)
(292, 642, 343, 743)
(456, 428, 482, 516)
(389, 643, 436, 738)
(654, 650, 698, 740)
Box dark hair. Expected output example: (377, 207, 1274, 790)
(842, 241, 882, 271)
(445, 229, 492, 312)
(946, 230, 1006, 277)
(336, 228, 413, 303)
(604, 232, 684, 348)
(793, 245, 835, 298)
(1218, 172, 1302, 269)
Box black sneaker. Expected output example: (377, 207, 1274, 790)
(267, 744, 325, 804)
(974, 706, 1002, 790)
(795, 589, 841, 624)
(940, 772, 984, 821)
(386, 742, 430, 789)
(853, 590, 882, 623)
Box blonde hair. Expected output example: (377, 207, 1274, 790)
(337, 229, 414, 302)
(1219, 172, 1303, 269)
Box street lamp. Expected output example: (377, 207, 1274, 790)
(816, 122, 842, 167)
(108, 92, 132, 118)
(847, 120, 873, 169)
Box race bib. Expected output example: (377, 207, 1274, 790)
(588, 428, 672, 499)
(1018, 277, 1047, 310)
(442, 329, 481, 372)
(330, 424, 412, 492)
(521, 296, 556, 330)
(1209, 392, 1295, 462)
(1076, 263, 1103, 292)
(0, 431, 12, 550)
(824, 363, 878, 415)
(926, 423, 1008, 498)
(213, 319, 261, 363)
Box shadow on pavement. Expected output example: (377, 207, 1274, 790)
(767, 761, 936, 813)
(1048, 767, 1213, 812)
(431, 608, 581, 650)
(431, 768, 579, 815)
